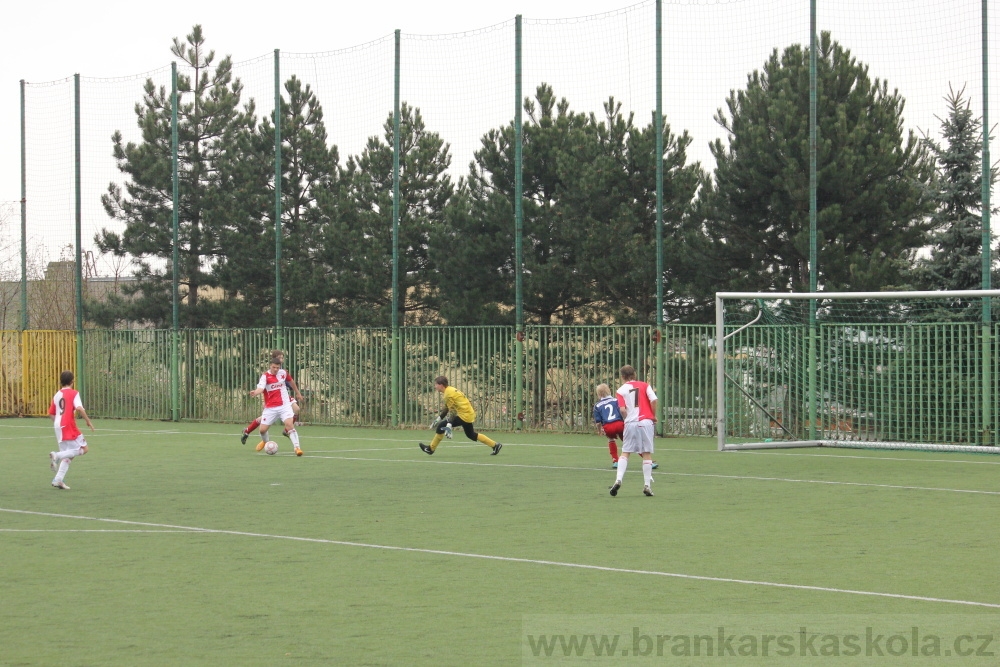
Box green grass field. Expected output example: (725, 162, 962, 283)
(2, 419, 999, 666)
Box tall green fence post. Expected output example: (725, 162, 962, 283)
(171, 62, 180, 422)
(19, 79, 27, 330)
(74, 74, 85, 395)
(514, 15, 524, 430)
(654, 0, 665, 435)
(807, 0, 818, 440)
(391, 30, 401, 427)
(982, 0, 992, 446)
(274, 49, 283, 352)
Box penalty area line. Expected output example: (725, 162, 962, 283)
(2, 507, 998, 610)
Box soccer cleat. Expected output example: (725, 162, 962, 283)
(294, 446, 303, 457)
(444, 423, 453, 439)
(51, 481, 70, 490)
(241, 430, 249, 445)
(611, 461, 618, 469)
(282, 430, 290, 439)
(491, 442, 502, 456)
(609, 480, 621, 497)
(50, 452, 58, 472)
(419, 442, 434, 455)
(651, 461, 659, 470)
(255, 441, 266, 452)
(643, 485, 654, 497)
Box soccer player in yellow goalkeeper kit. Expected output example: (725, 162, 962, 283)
(419, 375, 502, 455)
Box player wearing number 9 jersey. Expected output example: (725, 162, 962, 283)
(47, 370, 95, 490)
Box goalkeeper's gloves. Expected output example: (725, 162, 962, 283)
(444, 422, 453, 439)
(430, 416, 442, 430)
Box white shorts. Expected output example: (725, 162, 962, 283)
(622, 419, 655, 454)
(57, 435, 87, 455)
(260, 405, 295, 426)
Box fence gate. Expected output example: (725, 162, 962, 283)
(21, 331, 77, 416)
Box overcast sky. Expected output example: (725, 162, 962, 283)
(4, 0, 624, 202)
(3, 0, 995, 274)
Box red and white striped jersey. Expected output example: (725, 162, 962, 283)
(616, 380, 657, 423)
(48, 387, 84, 441)
(257, 369, 292, 408)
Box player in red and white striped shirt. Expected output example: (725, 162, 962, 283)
(609, 365, 657, 497)
(48, 370, 95, 490)
(248, 357, 303, 456)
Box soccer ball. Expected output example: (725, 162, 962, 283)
(263, 441, 279, 455)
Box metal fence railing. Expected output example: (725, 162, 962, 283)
(4, 321, 998, 444)
(0, 326, 717, 435)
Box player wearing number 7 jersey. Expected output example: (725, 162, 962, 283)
(593, 383, 658, 470)
(609, 365, 658, 497)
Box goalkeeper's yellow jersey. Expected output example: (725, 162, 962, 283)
(443, 386, 476, 423)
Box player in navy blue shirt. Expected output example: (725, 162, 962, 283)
(593, 384, 624, 467)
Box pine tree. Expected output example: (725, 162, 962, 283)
(442, 85, 702, 325)
(573, 98, 702, 323)
(320, 103, 452, 326)
(912, 85, 996, 295)
(445, 85, 599, 325)
(96, 25, 255, 327)
(213, 75, 342, 327)
(701, 32, 935, 293)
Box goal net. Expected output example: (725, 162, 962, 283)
(716, 290, 1000, 454)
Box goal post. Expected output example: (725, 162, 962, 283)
(716, 290, 1000, 454)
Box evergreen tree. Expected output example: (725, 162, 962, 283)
(96, 25, 255, 327)
(442, 85, 702, 325)
(572, 99, 703, 323)
(213, 76, 342, 327)
(320, 103, 452, 326)
(701, 32, 935, 294)
(444, 85, 598, 325)
(911, 84, 997, 296)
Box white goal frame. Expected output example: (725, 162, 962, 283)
(716, 290, 1000, 454)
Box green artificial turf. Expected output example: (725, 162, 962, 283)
(1, 419, 998, 665)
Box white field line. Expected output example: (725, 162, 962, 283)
(6, 422, 1000, 466)
(0, 425, 1000, 466)
(299, 454, 1000, 496)
(6, 425, 998, 492)
(730, 450, 1000, 465)
(5, 426, 998, 493)
(2, 507, 997, 610)
(0, 529, 195, 533)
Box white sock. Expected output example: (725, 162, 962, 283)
(54, 459, 71, 483)
(616, 457, 628, 482)
(642, 460, 653, 487)
(288, 429, 300, 447)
